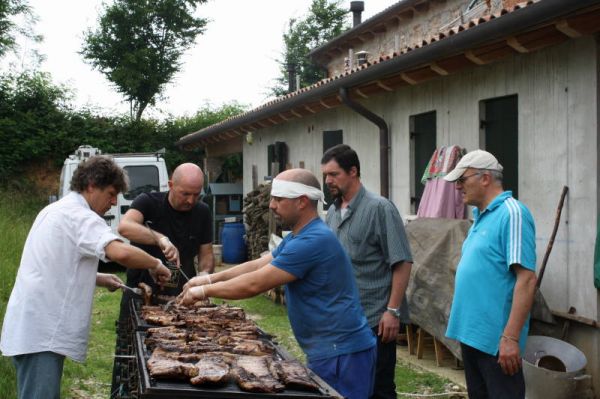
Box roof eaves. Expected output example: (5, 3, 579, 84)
(177, 0, 600, 148)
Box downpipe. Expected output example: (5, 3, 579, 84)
(339, 87, 390, 198)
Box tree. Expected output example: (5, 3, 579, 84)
(0, 0, 35, 58)
(81, 0, 208, 121)
(271, 0, 349, 96)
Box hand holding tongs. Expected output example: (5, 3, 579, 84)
(144, 221, 190, 282)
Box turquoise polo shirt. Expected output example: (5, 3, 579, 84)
(446, 191, 536, 356)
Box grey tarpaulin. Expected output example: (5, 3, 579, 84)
(405, 218, 472, 360)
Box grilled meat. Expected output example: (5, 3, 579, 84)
(190, 353, 234, 386)
(233, 355, 285, 393)
(138, 282, 153, 306)
(273, 360, 320, 391)
(147, 349, 198, 379)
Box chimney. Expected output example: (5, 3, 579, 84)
(350, 1, 364, 27)
(287, 63, 297, 92)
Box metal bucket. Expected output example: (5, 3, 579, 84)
(523, 335, 587, 399)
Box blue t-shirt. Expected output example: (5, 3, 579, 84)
(271, 218, 375, 362)
(446, 191, 536, 356)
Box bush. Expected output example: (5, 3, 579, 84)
(0, 70, 246, 181)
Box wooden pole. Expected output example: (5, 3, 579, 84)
(537, 186, 569, 287)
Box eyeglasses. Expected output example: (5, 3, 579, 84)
(456, 172, 482, 184)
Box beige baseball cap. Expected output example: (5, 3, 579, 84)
(444, 149, 503, 182)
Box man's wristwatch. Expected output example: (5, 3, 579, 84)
(386, 307, 401, 318)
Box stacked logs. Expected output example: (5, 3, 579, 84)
(243, 183, 274, 260)
(243, 182, 285, 305)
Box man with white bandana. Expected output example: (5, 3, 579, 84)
(181, 168, 376, 399)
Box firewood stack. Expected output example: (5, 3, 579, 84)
(243, 183, 276, 260)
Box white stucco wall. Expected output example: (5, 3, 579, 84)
(242, 37, 598, 322)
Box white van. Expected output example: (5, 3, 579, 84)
(58, 145, 169, 235)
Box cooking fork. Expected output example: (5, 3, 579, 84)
(119, 284, 143, 296)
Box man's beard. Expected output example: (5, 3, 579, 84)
(274, 214, 295, 231)
(327, 185, 343, 200)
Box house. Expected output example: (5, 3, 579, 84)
(178, 0, 600, 392)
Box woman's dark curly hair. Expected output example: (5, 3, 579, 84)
(70, 156, 128, 193)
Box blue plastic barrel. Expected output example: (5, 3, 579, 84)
(221, 222, 247, 264)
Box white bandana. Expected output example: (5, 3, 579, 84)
(271, 179, 326, 203)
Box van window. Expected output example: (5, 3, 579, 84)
(123, 165, 160, 200)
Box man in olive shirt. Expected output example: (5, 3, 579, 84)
(322, 144, 413, 399)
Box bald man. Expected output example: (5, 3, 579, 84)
(118, 163, 214, 298)
(180, 169, 376, 399)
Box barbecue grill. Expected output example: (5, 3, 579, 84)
(110, 297, 342, 399)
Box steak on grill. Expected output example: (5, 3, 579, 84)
(190, 353, 234, 386)
(233, 355, 285, 393)
(147, 349, 198, 379)
(273, 360, 320, 391)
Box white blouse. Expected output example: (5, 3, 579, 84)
(0, 192, 119, 362)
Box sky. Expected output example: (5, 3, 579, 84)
(4, 0, 396, 118)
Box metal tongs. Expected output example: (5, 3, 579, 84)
(119, 284, 142, 296)
(144, 221, 190, 282)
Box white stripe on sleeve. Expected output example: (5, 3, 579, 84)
(505, 198, 522, 265)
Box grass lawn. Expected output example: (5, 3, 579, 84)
(0, 188, 453, 398)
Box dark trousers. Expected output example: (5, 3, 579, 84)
(370, 327, 397, 399)
(461, 343, 525, 399)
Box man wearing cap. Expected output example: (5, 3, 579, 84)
(443, 150, 537, 399)
(181, 168, 376, 399)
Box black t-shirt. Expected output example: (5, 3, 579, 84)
(125, 191, 212, 295)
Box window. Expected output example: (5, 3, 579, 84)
(123, 165, 160, 200)
(322, 130, 343, 208)
(480, 95, 518, 198)
(410, 111, 437, 213)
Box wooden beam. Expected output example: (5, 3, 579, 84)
(256, 120, 268, 127)
(376, 80, 394, 91)
(506, 36, 529, 53)
(464, 50, 486, 65)
(304, 105, 316, 114)
(268, 118, 279, 125)
(401, 72, 418, 85)
(290, 109, 303, 118)
(355, 88, 369, 99)
(555, 20, 582, 38)
(320, 99, 332, 109)
(278, 113, 290, 121)
(430, 62, 449, 76)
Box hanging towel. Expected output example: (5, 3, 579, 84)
(417, 146, 466, 219)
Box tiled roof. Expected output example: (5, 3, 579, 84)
(178, 0, 600, 148)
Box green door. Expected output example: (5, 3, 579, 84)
(411, 111, 437, 211)
(322, 130, 343, 209)
(483, 95, 518, 198)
